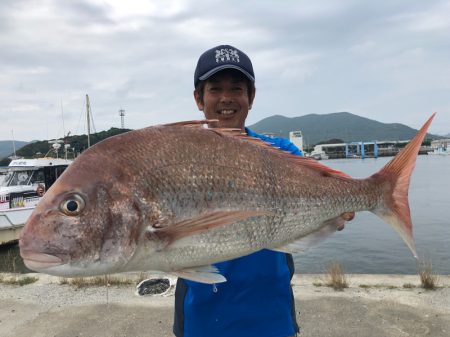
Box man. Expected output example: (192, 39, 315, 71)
(172, 44, 299, 337)
(173, 45, 351, 337)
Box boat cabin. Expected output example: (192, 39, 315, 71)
(0, 158, 72, 210)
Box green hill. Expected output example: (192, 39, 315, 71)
(1, 112, 440, 166)
(0, 128, 131, 166)
(248, 112, 440, 145)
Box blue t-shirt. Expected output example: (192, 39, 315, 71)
(173, 129, 302, 337)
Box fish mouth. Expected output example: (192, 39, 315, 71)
(20, 251, 64, 270)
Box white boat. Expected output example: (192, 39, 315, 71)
(310, 150, 329, 160)
(0, 158, 72, 245)
(427, 146, 449, 155)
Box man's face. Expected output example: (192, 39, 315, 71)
(194, 71, 255, 130)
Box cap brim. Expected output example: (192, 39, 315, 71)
(199, 65, 255, 82)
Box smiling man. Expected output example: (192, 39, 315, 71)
(192, 46, 256, 131)
(173, 45, 301, 337)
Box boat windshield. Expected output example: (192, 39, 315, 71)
(0, 171, 14, 187)
(0, 170, 35, 187)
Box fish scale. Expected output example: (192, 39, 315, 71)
(19, 115, 435, 283)
(136, 173, 377, 271)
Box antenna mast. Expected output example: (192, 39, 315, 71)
(119, 108, 125, 129)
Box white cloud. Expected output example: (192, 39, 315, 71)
(0, 0, 449, 141)
(389, 1, 450, 32)
(349, 41, 376, 54)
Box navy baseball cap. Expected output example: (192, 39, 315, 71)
(194, 45, 255, 87)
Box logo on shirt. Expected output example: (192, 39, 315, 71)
(215, 48, 240, 63)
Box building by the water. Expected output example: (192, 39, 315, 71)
(261, 128, 434, 159)
(311, 140, 412, 159)
(289, 131, 304, 151)
(430, 139, 449, 149)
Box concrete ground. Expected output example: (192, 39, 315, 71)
(1, 274, 449, 337)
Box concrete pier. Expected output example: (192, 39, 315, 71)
(1, 273, 449, 337)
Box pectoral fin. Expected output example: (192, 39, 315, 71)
(271, 215, 348, 254)
(147, 210, 273, 243)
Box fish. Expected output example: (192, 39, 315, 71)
(19, 113, 436, 284)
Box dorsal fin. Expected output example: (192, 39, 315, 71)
(165, 119, 228, 127)
(164, 120, 215, 128)
(163, 119, 351, 179)
(208, 128, 245, 137)
(209, 128, 352, 179)
(283, 152, 351, 179)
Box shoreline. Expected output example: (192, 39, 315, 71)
(1, 273, 450, 337)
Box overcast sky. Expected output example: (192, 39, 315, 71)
(1, 0, 449, 141)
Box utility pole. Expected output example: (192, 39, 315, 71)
(119, 108, 125, 129)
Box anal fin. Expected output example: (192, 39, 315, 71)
(172, 265, 227, 284)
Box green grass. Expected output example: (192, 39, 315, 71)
(418, 260, 439, 290)
(403, 283, 416, 289)
(325, 262, 348, 291)
(59, 273, 149, 288)
(359, 284, 398, 289)
(0, 275, 38, 286)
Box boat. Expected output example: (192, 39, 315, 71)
(0, 158, 72, 245)
(0, 95, 97, 245)
(310, 150, 329, 160)
(427, 146, 449, 156)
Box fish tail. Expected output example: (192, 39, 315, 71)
(370, 113, 436, 258)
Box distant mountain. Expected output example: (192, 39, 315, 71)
(0, 140, 29, 159)
(248, 112, 440, 146)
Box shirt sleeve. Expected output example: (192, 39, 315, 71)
(245, 127, 303, 156)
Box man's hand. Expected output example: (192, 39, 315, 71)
(337, 212, 355, 231)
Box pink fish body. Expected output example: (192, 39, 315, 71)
(19, 114, 435, 283)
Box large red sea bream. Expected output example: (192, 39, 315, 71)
(19, 114, 435, 283)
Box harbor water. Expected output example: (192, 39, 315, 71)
(294, 154, 450, 274)
(1, 155, 449, 275)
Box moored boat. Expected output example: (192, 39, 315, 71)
(309, 150, 329, 160)
(0, 158, 72, 245)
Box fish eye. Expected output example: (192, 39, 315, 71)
(60, 194, 85, 216)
